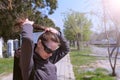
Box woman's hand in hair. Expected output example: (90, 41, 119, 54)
(45, 27, 59, 35)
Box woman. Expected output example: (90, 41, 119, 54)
(14, 19, 70, 80)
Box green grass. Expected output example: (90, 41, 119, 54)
(74, 68, 115, 80)
(0, 58, 13, 74)
(70, 47, 116, 80)
(70, 48, 96, 66)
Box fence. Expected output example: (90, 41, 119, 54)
(0, 39, 19, 58)
(0, 38, 3, 58)
(0, 32, 42, 58)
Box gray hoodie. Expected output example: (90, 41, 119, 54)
(20, 24, 70, 80)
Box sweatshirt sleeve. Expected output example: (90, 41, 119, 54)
(20, 24, 34, 80)
(21, 24, 33, 40)
(49, 32, 70, 64)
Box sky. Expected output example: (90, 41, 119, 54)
(48, 0, 92, 30)
(48, 0, 120, 33)
(48, 0, 103, 33)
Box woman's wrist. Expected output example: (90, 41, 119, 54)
(22, 19, 34, 26)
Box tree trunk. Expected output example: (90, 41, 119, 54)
(76, 33, 81, 50)
(76, 40, 80, 50)
(111, 68, 116, 76)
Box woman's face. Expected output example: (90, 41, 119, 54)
(36, 40, 59, 59)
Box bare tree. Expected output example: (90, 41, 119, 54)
(102, 0, 120, 76)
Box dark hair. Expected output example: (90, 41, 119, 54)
(38, 31, 60, 44)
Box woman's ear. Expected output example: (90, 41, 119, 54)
(37, 40, 42, 47)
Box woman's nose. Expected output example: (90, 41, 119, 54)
(48, 53, 53, 56)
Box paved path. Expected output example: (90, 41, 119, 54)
(0, 54, 75, 80)
(55, 54, 75, 80)
(0, 73, 12, 80)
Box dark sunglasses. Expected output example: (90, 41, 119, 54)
(41, 41, 56, 54)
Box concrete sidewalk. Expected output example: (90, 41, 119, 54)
(55, 54, 75, 80)
(0, 73, 12, 80)
(0, 54, 75, 80)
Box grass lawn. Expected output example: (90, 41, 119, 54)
(70, 47, 116, 80)
(0, 58, 13, 74)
